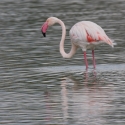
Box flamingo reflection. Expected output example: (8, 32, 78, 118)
(60, 71, 114, 124)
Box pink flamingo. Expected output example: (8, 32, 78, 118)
(41, 17, 115, 70)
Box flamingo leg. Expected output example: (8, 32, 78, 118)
(92, 50, 96, 69)
(83, 51, 88, 70)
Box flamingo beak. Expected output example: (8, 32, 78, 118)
(41, 22, 48, 37)
(42, 32, 46, 37)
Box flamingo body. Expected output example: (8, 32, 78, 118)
(70, 21, 114, 51)
(41, 17, 115, 69)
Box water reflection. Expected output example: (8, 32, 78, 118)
(60, 71, 114, 124)
(43, 91, 53, 123)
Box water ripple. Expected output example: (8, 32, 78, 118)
(0, 0, 125, 124)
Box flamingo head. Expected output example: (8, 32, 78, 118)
(41, 17, 59, 37)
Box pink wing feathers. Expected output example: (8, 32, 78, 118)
(70, 21, 115, 47)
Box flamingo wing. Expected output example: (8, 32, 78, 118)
(70, 21, 114, 47)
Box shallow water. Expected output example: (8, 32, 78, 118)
(0, 0, 125, 125)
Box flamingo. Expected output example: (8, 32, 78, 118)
(41, 17, 115, 70)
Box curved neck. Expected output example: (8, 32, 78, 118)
(57, 19, 77, 58)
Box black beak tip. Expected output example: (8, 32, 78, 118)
(42, 32, 46, 37)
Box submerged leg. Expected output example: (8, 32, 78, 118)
(83, 51, 88, 70)
(92, 50, 96, 69)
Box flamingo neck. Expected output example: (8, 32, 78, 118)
(57, 19, 77, 58)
